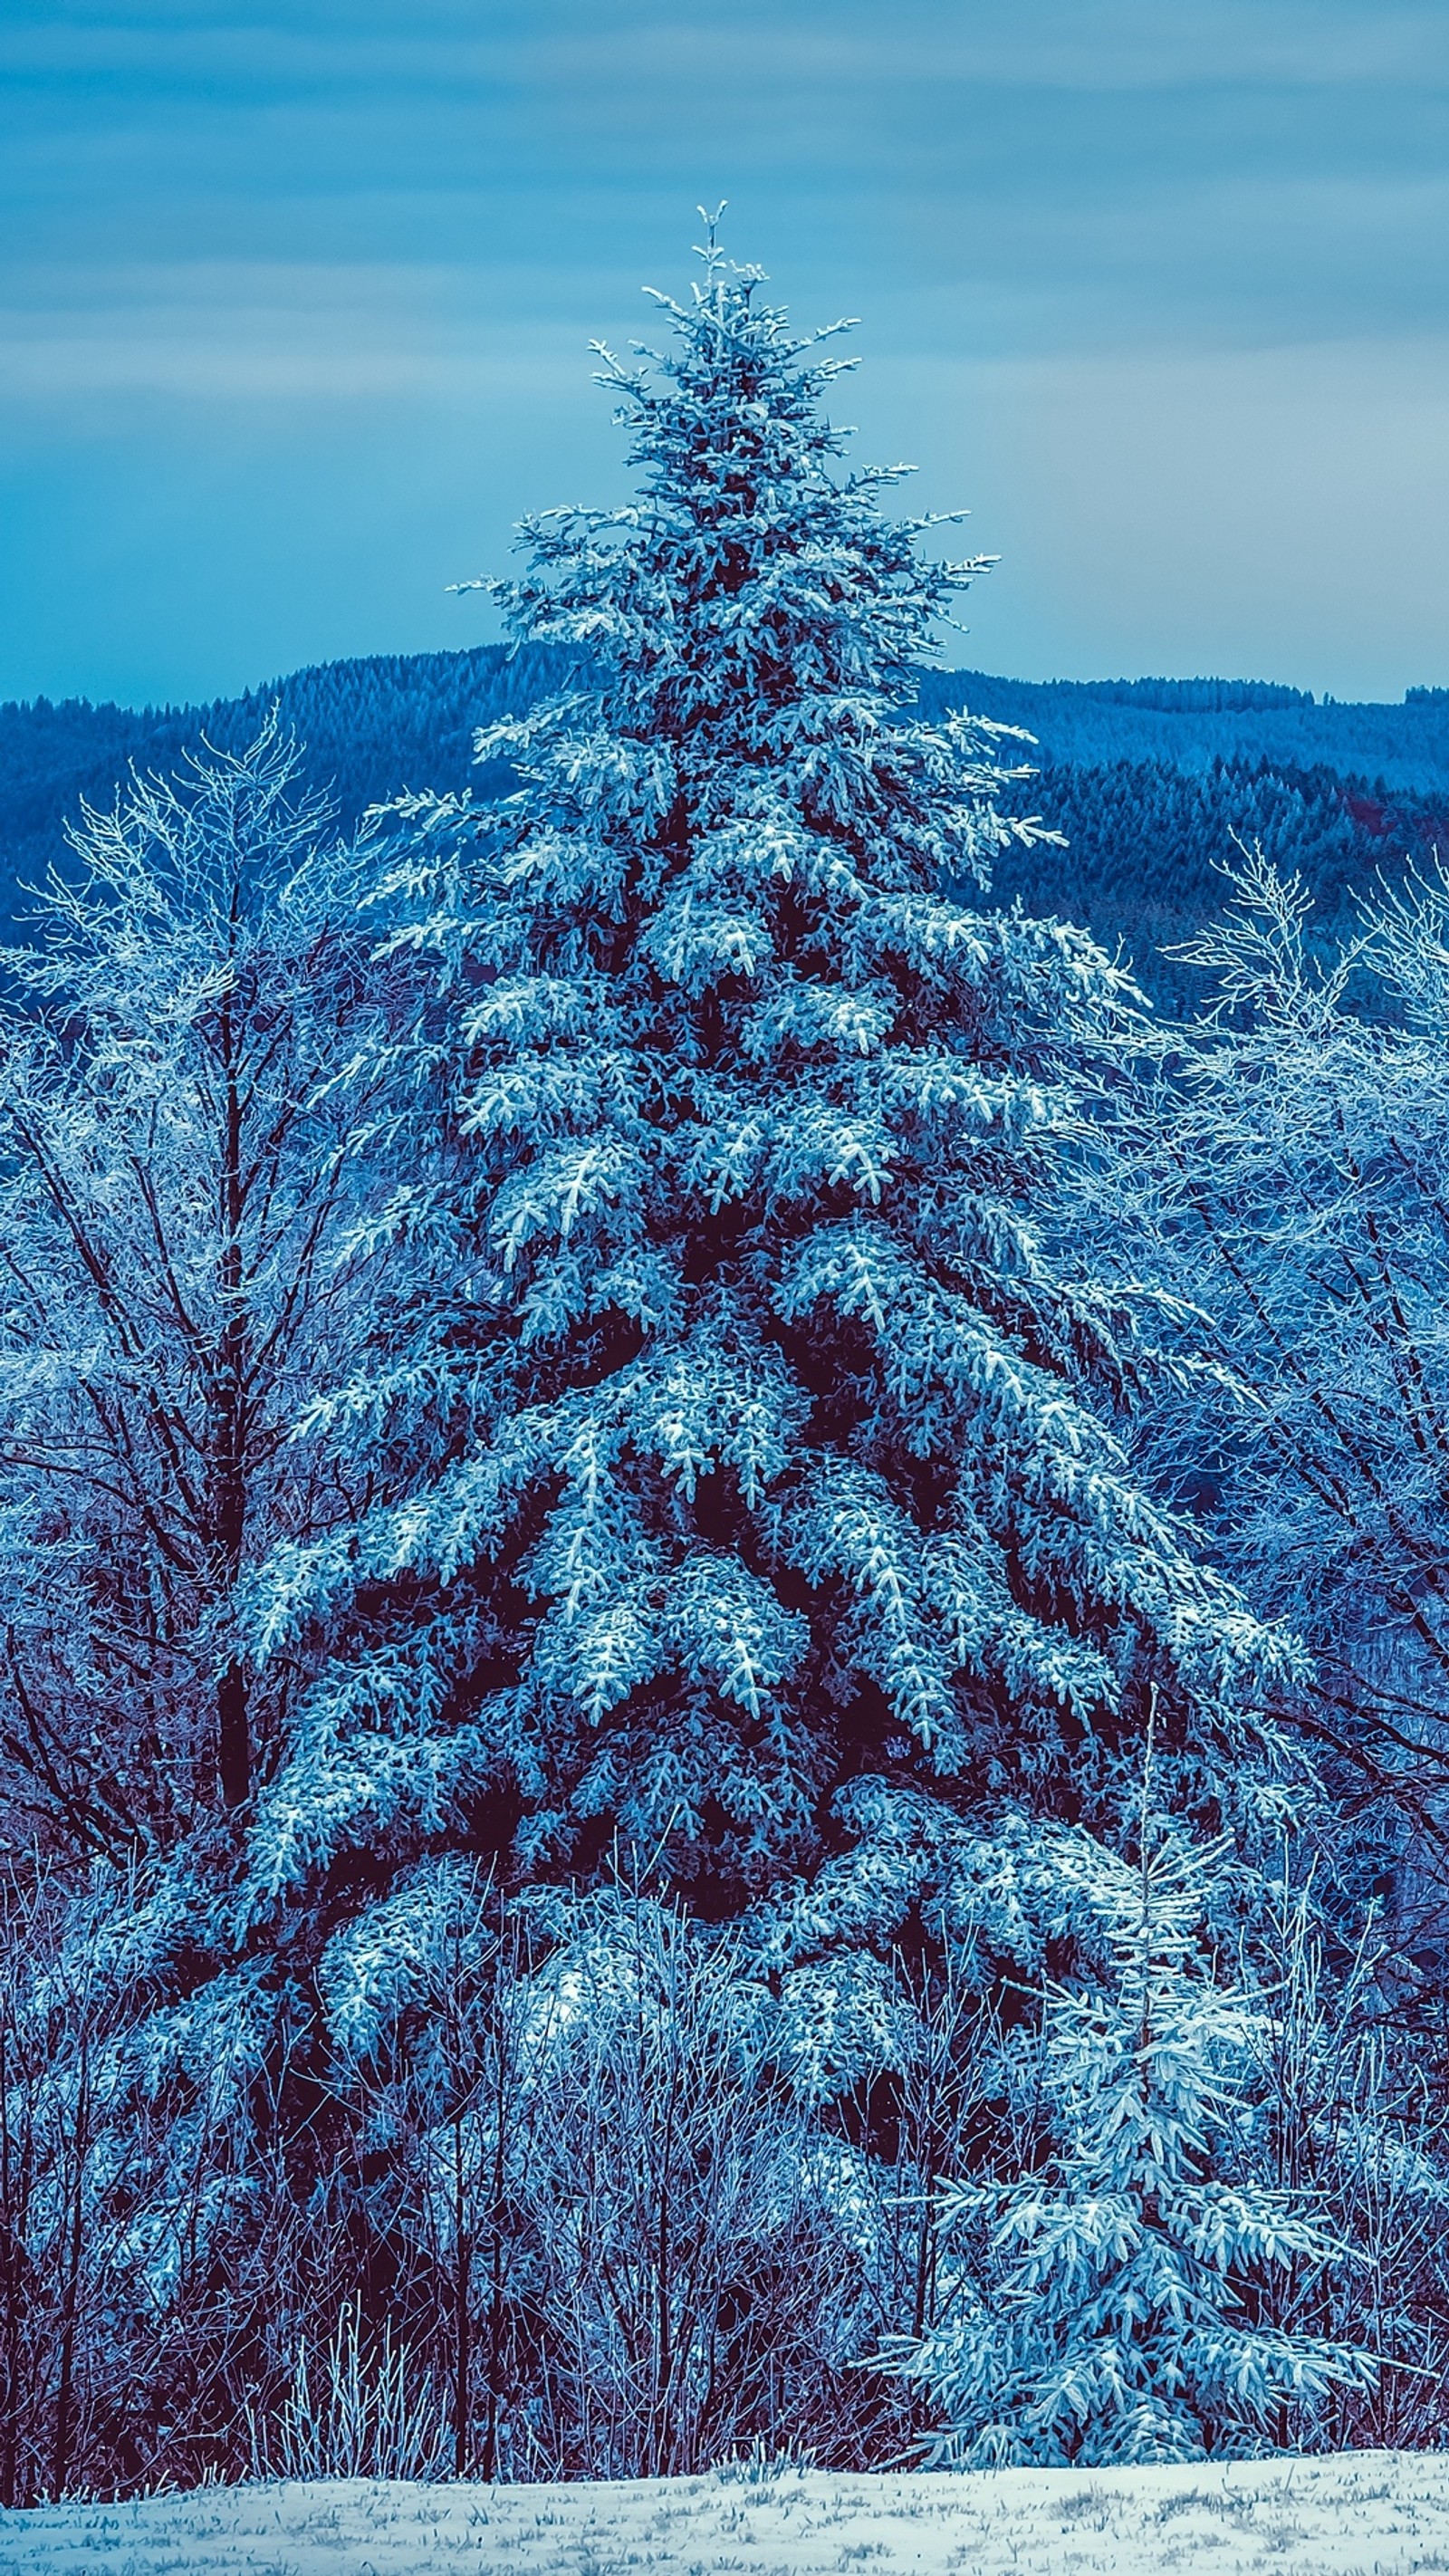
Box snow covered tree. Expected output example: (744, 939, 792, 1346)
(0, 726, 389, 1851)
(241, 226, 1290, 1993)
(885, 1768, 1374, 2464)
(1061, 851, 1449, 1968)
(0, 234, 1316, 2493)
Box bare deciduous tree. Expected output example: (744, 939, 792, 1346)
(0, 725, 390, 1850)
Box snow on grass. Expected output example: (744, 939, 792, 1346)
(5, 2452, 1449, 2576)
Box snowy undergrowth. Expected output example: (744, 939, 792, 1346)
(5, 2455, 1449, 2576)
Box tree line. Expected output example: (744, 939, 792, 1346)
(6, 658, 1449, 1019)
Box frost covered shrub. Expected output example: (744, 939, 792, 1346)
(0, 1861, 286, 2504)
(1, 1844, 1409, 2498)
(334, 1870, 905, 2480)
(1063, 850, 1449, 1971)
(1050, 848, 1449, 2385)
(1240, 1871, 1449, 2452)
(884, 1766, 1375, 2465)
(0, 1864, 923, 2494)
(0, 723, 393, 1848)
(246, 2301, 452, 2485)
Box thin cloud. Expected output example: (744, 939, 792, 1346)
(2, 0, 1446, 701)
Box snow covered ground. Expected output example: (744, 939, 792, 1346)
(5, 2451, 1449, 2576)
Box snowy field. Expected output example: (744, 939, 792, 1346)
(6, 2453, 1449, 2576)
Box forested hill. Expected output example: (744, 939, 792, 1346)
(926, 668, 1449, 786)
(5, 645, 1448, 1008)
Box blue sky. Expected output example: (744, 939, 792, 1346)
(3, 0, 1448, 706)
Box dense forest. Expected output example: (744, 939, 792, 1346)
(2, 242, 1448, 2507)
(5, 652, 1448, 1016)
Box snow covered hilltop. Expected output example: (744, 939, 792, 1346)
(7, 2454, 1449, 2576)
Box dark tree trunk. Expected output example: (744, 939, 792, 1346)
(216, 1659, 250, 1811)
(211, 916, 251, 1809)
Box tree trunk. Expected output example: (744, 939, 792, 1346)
(216, 1659, 250, 1811)
(212, 929, 251, 1809)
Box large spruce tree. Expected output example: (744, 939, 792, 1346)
(0, 237, 1319, 2494)
(244, 231, 1289, 2004)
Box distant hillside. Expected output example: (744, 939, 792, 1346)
(4, 648, 1446, 1011)
(0, 645, 573, 919)
(921, 668, 1449, 791)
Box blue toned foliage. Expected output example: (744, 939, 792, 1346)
(886, 1794, 1373, 2465)
(8, 663, 1447, 1022)
(237, 231, 1291, 1981)
(0, 235, 1406, 2500)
